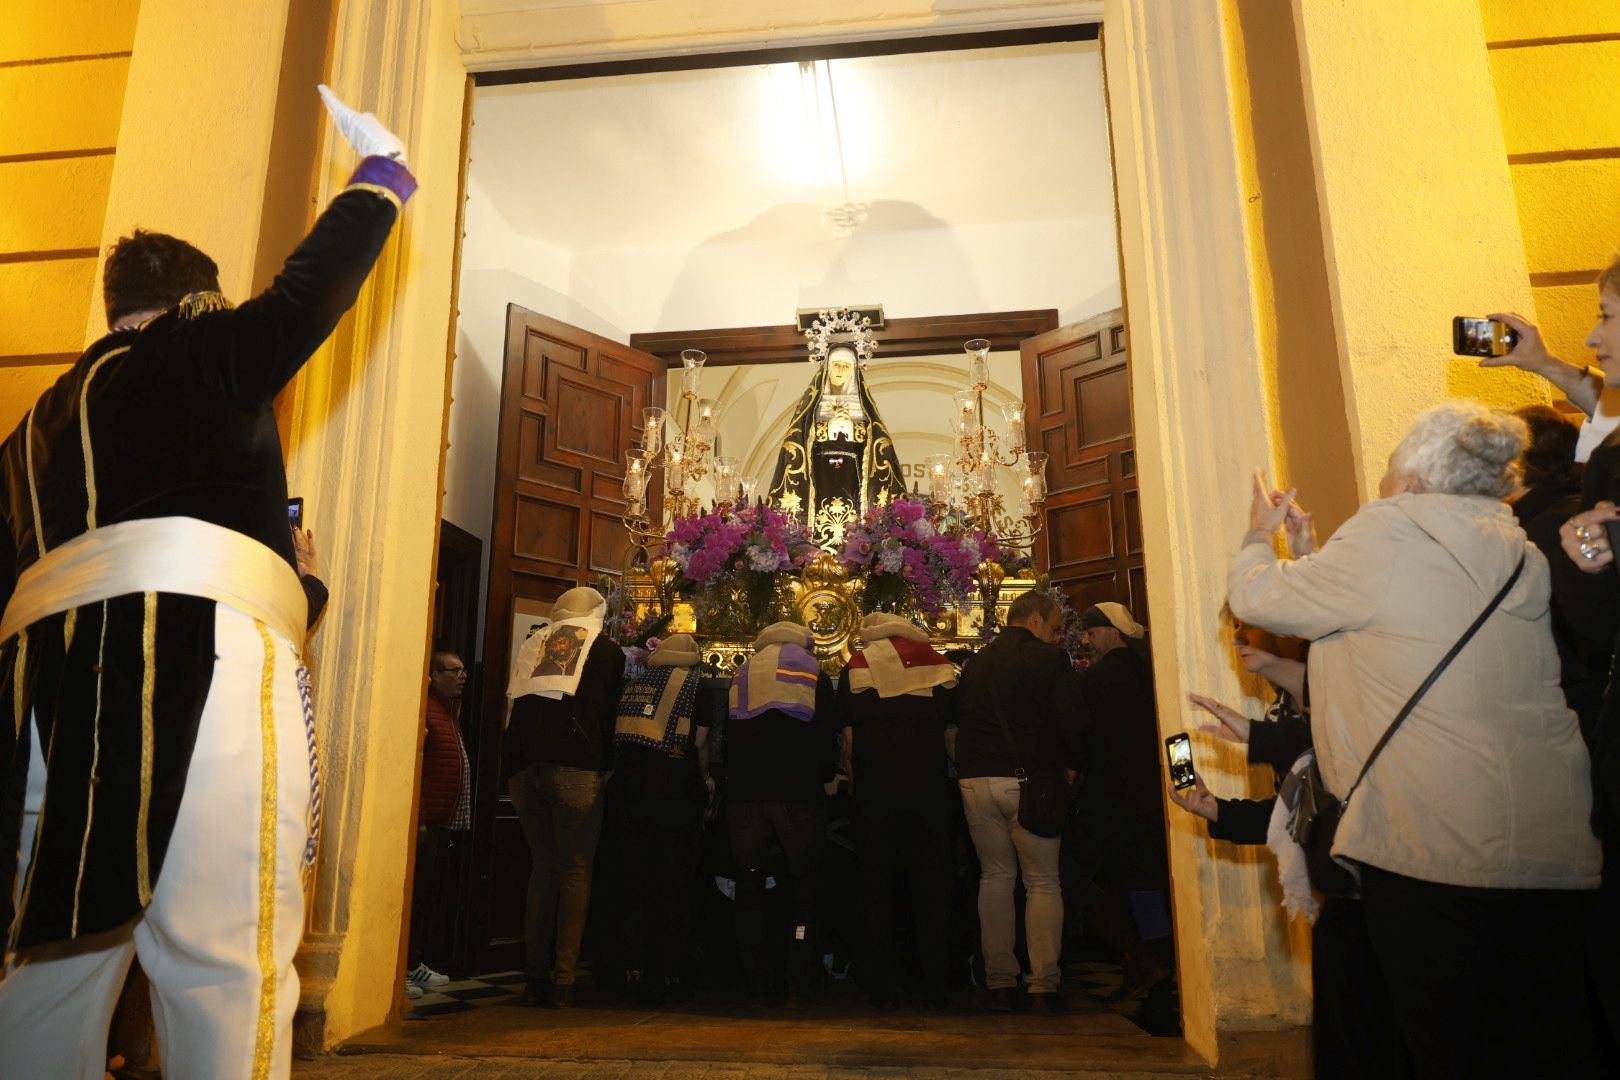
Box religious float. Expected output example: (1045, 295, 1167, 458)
(613, 308, 1050, 672)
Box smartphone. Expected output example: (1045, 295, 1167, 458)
(287, 497, 304, 530)
(1452, 316, 1519, 358)
(1165, 732, 1196, 790)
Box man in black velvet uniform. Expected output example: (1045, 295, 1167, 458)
(0, 86, 416, 1079)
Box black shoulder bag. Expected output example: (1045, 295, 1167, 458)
(1291, 553, 1525, 896)
(990, 696, 1072, 839)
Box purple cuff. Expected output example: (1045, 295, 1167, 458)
(344, 155, 417, 207)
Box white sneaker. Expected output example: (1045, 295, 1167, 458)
(407, 962, 450, 989)
(405, 982, 424, 1000)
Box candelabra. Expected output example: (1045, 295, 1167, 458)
(619, 349, 748, 609)
(922, 339, 1048, 552)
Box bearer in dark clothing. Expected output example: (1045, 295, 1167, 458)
(0, 86, 413, 1079)
(1072, 602, 1170, 988)
(610, 633, 724, 1004)
(836, 612, 958, 1011)
(505, 586, 625, 1007)
(723, 622, 839, 1006)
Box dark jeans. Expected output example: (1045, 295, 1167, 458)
(616, 796, 704, 981)
(508, 762, 607, 985)
(1359, 863, 1597, 1078)
(728, 800, 825, 997)
(857, 798, 951, 997)
(1311, 896, 1410, 1080)
(406, 824, 465, 970)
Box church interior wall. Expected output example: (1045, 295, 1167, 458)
(448, 41, 1121, 656)
(0, 0, 140, 438)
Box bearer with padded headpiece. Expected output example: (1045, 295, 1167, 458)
(723, 621, 840, 1006)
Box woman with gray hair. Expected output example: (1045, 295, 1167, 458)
(1228, 401, 1601, 1077)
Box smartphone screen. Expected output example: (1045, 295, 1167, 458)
(287, 497, 304, 530)
(1452, 316, 1519, 358)
(1165, 733, 1195, 790)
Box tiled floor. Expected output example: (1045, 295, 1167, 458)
(407, 959, 1177, 1037)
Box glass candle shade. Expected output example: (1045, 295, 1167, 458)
(693, 398, 718, 450)
(641, 406, 665, 456)
(680, 349, 706, 398)
(975, 452, 996, 496)
(665, 435, 687, 493)
(712, 456, 738, 504)
(739, 477, 758, 504)
(1000, 400, 1027, 453)
(623, 449, 649, 501)
(953, 390, 979, 431)
(926, 453, 953, 504)
(965, 338, 992, 390)
(1023, 451, 1049, 505)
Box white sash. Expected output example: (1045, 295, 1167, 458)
(0, 516, 307, 647)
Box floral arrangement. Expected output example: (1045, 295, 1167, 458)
(666, 502, 817, 636)
(838, 496, 997, 618)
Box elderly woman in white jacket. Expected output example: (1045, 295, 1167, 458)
(1229, 402, 1601, 1078)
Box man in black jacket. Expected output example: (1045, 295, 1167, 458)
(954, 591, 1087, 1012)
(0, 86, 413, 1079)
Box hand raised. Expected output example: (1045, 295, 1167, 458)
(318, 84, 406, 162)
(1187, 693, 1250, 743)
(1284, 502, 1317, 557)
(1250, 468, 1295, 537)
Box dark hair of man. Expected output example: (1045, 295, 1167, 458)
(102, 229, 221, 326)
(431, 651, 462, 673)
(1514, 404, 1581, 491)
(1006, 590, 1059, 627)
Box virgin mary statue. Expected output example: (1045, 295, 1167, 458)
(767, 342, 906, 549)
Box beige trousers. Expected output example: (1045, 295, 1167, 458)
(959, 775, 1063, 993)
(0, 605, 312, 1080)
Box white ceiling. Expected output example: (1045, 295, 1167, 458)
(468, 40, 1114, 253)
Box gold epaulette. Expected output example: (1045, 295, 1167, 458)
(177, 291, 235, 319)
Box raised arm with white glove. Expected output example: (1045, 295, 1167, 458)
(319, 83, 407, 164)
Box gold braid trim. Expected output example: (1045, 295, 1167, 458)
(252, 620, 280, 1080)
(10, 630, 24, 739)
(343, 181, 403, 212)
(136, 592, 156, 905)
(11, 688, 59, 951)
(72, 601, 109, 934)
(177, 291, 234, 319)
(79, 346, 128, 531)
(24, 409, 45, 558)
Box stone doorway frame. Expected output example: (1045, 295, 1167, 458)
(297, 1, 1305, 1067)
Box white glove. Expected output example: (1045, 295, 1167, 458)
(318, 84, 406, 163)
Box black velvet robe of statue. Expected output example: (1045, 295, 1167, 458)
(0, 182, 401, 951)
(766, 363, 906, 549)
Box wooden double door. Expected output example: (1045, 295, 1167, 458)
(463, 305, 1136, 970)
(466, 305, 665, 970)
(1020, 310, 1144, 619)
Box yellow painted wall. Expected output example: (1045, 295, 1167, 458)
(1483, 2, 1620, 367)
(1291, 0, 1544, 500)
(0, 0, 140, 437)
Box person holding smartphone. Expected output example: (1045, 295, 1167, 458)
(1232, 417, 1601, 1077)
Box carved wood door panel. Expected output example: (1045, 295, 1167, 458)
(468, 305, 666, 971)
(1020, 311, 1144, 621)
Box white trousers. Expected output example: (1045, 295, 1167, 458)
(0, 605, 313, 1080)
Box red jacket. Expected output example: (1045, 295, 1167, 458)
(420, 689, 467, 827)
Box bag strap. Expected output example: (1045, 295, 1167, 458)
(987, 685, 1029, 782)
(1342, 552, 1525, 805)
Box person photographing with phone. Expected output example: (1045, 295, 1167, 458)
(0, 86, 415, 1079)
(1229, 410, 1601, 1076)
